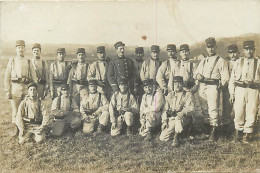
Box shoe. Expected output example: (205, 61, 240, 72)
(126, 126, 133, 137)
(172, 133, 180, 147)
(209, 126, 217, 142)
(232, 130, 242, 143)
(242, 133, 251, 143)
(97, 124, 104, 134)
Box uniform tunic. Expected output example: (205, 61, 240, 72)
(140, 58, 161, 82)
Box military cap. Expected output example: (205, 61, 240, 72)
(28, 82, 38, 89)
(243, 40, 255, 49)
(167, 44, 176, 51)
(151, 45, 160, 52)
(97, 46, 105, 53)
(173, 76, 183, 83)
(135, 47, 144, 54)
(88, 79, 98, 85)
(57, 48, 66, 53)
(114, 41, 125, 49)
(227, 44, 238, 53)
(16, 40, 25, 47)
(142, 79, 154, 86)
(205, 37, 216, 47)
(77, 48, 85, 54)
(180, 44, 190, 51)
(60, 84, 69, 90)
(32, 43, 41, 50)
(117, 78, 128, 85)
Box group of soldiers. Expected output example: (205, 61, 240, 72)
(4, 38, 260, 147)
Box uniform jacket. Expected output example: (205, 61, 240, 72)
(140, 58, 161, 82)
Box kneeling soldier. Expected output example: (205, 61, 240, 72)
(160, 76, 194, 147)
(139, 79, 164, 140)
(109, 78, 139, 136)
(16, 82, 49, 144)
(50, 84, 81, 136)
(80, 80, 110, 134)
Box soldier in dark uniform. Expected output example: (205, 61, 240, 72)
(107, 41, 138, 95)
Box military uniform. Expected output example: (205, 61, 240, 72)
(139, 79, 164, 139)
(160, 76, 194, 146)
(109, 78, 139, 136)
(50, 85, 81, 136)
(80, 80, 110, 134)
(49, 48, 70, 99)
(16, 83, 49, 144)
(31, 43, 49, 99)
(4, 40, 36, 124)
(229, 41, 260, 141)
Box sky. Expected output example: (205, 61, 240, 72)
(0, 0, 260, 47)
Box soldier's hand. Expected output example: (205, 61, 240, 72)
(111, 123, 117, 129)
(6, 92, 12, 99)
(196, 74, 205, 82)
(229, 95, 235, 104)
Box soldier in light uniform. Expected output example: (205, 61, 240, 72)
(30, 43, 49, 100)
(194, 37, 229, 141)
(156, 44, 181, 95)
(50, 84, 82, 136)
(107, 41, 138, 95)
(109, 78, 139, 137)
(87, 46, 110, 99)
(80, 80, 110, 134)
(133, 47, 145, 104)
(159, 76, 194, 147)
(139, 79, 164, 140)
(229, 41, 260, 143)
(5, 40, 36, 136)
(16, 82, 49, 144)
(49, 48, 70, 100)
(67, 48, 89, 106)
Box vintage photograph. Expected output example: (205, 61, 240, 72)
(0, 0, 259, 172)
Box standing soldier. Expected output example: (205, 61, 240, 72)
(67, 48, 89, 106)
(31, 43, 49, 100)
(140, 45, 161, 91)
(194, 37, 229, 141)
(107, 41, 138, 95)
(49, 48, 70, 100)
(229, 41, 260, 143)
(87, 46, 110, 99)
(156, 44, 181, 95)
(5, 40, 36, 136)
(139, 79, 164, 140)
(80, 80, 110, 134)
(50, 84, 82, 136)
(159, 76, 194, 147)
(16, 82, 49, 144)
(109, 78, 139, 137)
(133, 47, 145, 104)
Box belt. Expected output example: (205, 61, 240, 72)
(201, 78, 219, 85)
(234, 81, 260, 89)
(53, 79, 67, 84)
(23, 117, 42, 124)
(11, 78, 32, 84)
(72, 79, 88, 85)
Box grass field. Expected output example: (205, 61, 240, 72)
(0, 56, 259, 173)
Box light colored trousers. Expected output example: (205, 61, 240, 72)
(83, 111, 110, 134)
(234, 87, 259, 133)
(18, 124, 46, 144)
(139, 111, 161, 136)
(111, 112, 134, 136)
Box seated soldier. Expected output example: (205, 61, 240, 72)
(139, 79, 165, 140)
(159, 76, 195, 147)
(109, 78, 139, 137)
(50, 84, 82, 136)
(80, 80, 110, 134)
(16, 82, 49, 144)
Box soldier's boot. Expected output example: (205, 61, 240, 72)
(144, 131, 152, 141)
(209, 126, 217, 142)
(242, 133, 251, 144)
(126, 126, 133, 137)
(9, 124, 19, 137)
(172, 133, 180, 147)
(232, 130, 242, 143)
(97, 124, 104, 134)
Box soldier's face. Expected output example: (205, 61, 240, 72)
(89, 85, 97, 93)
(144, 85, 153, 94)
(28, 86, 37, 99)
(119, 84, 128, 93)
(57, 52, 65, 61)
(167, 50, 176, 59)
(243, 48, 254, 58)
(206, 45, 217, 56)
(97, 52, 106, 61)
(136, 53, 144, 59)
(228, 52, 239, 60)
(77, 53, 86, 63)
(180, 50, 190, 60)
(174, 82, 183, 92)
(16, 46, 25, 57)
(116, 46, 125, 58)
(151, 51, 160, 60)
(32, 48, 41, 58)
(61, 90, 69, 97)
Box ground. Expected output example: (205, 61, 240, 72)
(0, 58, 259, 173)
